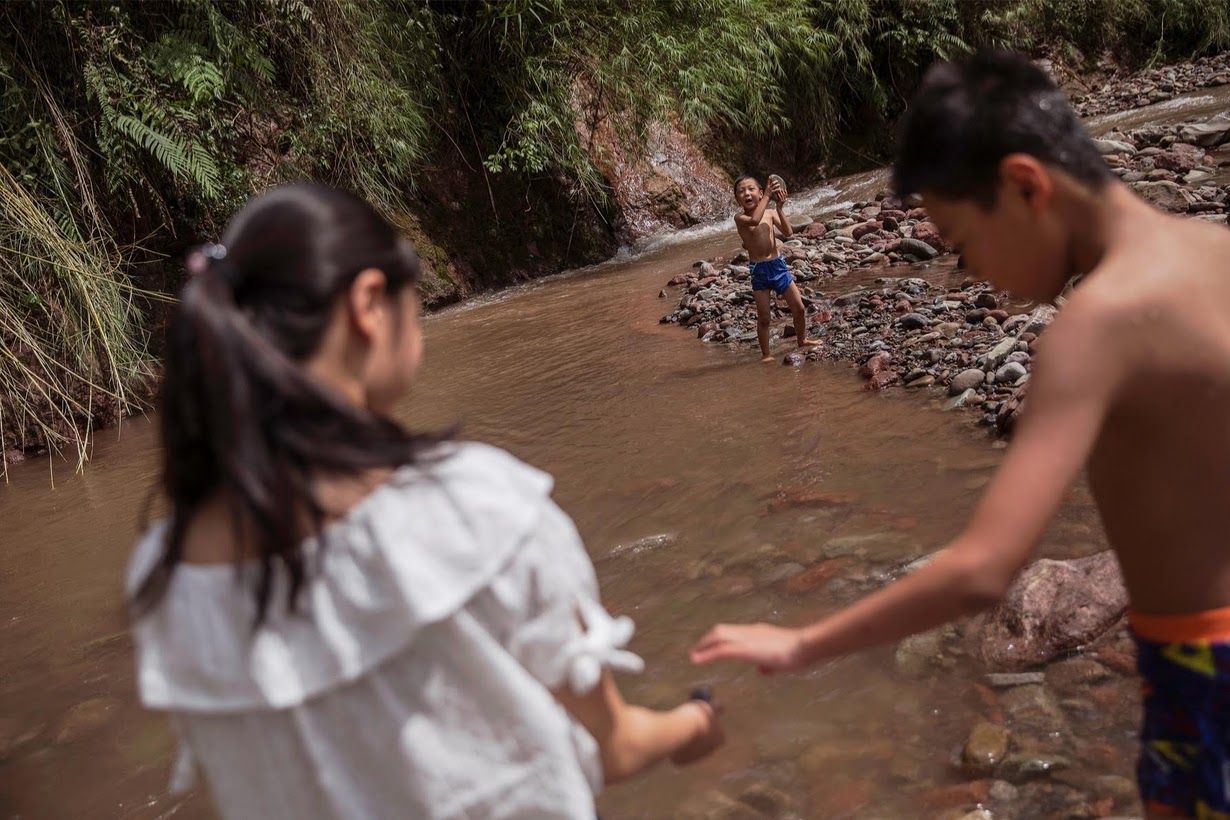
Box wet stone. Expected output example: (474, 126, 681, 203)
(736, 783, 793, 817)
(998, 752, 1071, 784)
(999, 684, 1066, 734)
(989, 779, 1020, 802)
(55, 697, 120, 745)
(757, 562, 806, 586)
(962, 721, 1011, 776)
(986, 672, 1045, 688)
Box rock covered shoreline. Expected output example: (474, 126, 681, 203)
(657, 64, 1230, 441)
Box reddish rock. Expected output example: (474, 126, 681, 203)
(907, 207, 929, 220)
(766, 488, 858, 514)
(668, 274, 690, 286)
(981, 551, 1129, 670)
(880, 209, 907, 222)
(989, 310, 1010, 323)
(782, 324, 796, 338)
(859, 351, 892, 378)
(860, 205, 881, 220)
(919, 780, 991, 812)
(852, 221, 882, 240)
(1019, 332, 1037, 344)
(804, 221, 828, 239)
(697, 322, 720, 338)
(697, 275, 717, 287)
(893, 299, 912, 313)
(910, 220, 950, 253)
(865, 371, 900, 391)
(783, 557, 854, 594)
(814, 308, 834, 323)
(3, 448, 25, 465)
(1094, 796, 1115, 817)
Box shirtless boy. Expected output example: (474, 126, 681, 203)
(733, 175, 821, 361)
(697, 50, 1230, 819)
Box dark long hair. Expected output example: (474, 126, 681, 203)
(133, 182, 443, 625)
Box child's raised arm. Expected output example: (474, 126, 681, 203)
(773, 184, 793, 239)
(692, 291, 1124, 673)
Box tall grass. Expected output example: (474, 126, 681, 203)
(0, 164, 158, 479)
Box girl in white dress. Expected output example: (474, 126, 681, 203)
(127, 182, 723, 819)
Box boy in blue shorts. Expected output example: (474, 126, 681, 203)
(699, 51, 1230, 819)
(733, 174, 821, 362)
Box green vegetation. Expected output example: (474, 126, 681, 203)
(1, 0, 1227, 462)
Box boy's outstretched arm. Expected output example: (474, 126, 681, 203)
(692, 296, 1122, 673)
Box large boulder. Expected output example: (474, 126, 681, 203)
(981, 552, 1128, 670)
(1131, 180, 1198, 212)
(1178, 113, 1230, 148)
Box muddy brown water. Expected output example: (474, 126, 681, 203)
(3, 84, 1226, 820)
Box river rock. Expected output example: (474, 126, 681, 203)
(782, 351, 805, 366)
(1045, 657, 1114, 693)
(999, 684, 1066, 733)
(859, 351, 892, 377)
(949, 368, 986, 395)
(944, 388, 979, 411)
(896, 238, 939, 260)
(995, 361, 1027, 383)
(803, 221, 828, 239)
(962, 721, 1011, 776)
(1179, 113, 1230, 147)
(1131, 179, 1197, 211)
(985, 672, 1045, 688)
(55, 697, 120, 744)
(997, 752, 1070, 784)
(899, 312, 931, 330)
(988, 780, 1019, 802)
(865, 370, 899, 390)
(981, 551, 1128, 670)
(1093, 138, 1137, 155)
(895, 627, 948, 677)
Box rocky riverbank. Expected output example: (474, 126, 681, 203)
(657, 97, 1230, 439)
(1069, 51, 1230, 118)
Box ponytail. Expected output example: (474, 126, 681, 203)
(132, 183, 445, 626)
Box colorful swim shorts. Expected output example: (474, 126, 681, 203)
(750, 255, 794, 296)
(1132, 607, 1230, 819)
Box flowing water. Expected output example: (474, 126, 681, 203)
(2, 84, 1227, 819)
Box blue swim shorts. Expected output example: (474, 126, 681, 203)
(750, 255, 794, 296)
(1132, 607, 1230, 819)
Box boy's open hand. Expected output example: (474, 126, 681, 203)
(690, 623, 807, 673)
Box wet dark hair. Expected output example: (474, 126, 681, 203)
(893, 49, 1112, 207)
(733, 173, 760, 194)
(132, 182, 445, 626)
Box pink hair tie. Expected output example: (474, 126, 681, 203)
(187, 242, 227, 276)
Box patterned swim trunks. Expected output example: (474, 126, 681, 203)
(1132, 607, 1230, 819)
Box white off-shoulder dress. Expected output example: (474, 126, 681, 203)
(127, 443, 643, 819)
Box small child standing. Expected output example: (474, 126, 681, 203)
(128, 182, 722, 819)
(733, 174, 821, 362)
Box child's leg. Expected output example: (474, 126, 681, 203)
(753, 290, 774, 362)
(782, 283, 821, 348)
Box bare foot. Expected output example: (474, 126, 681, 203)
(761, 355, 775, 363)
(797, 338, 823, 349)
